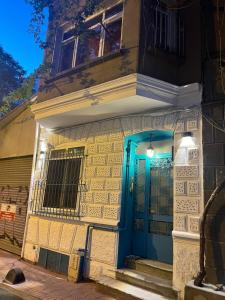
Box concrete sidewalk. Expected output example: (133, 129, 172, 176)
(0, 250, 115, 300)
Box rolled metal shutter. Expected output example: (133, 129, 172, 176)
(0, 156, 33, 255)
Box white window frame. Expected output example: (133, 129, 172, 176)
(58, 1, 124, 73)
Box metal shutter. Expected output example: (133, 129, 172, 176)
(0, 156, 33, 255)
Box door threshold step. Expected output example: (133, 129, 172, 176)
(126, 258, 173, 281)
(96, 276, 171, 300)
(116, 268, 178, 299)
(137, 260, 173, 272)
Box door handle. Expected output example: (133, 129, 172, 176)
(130, 177, 134, 193)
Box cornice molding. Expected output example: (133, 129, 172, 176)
(32, 73, 202, 127)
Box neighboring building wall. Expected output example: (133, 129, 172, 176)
(0, 108, 35, 159)
(138, 0, 202, 86)
(201, 0, 225, 285)
(0, 107, 35, 254)
(23, 104, 203, 296)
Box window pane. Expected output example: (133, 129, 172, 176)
(43, 159, 67, 208)
(59, 41, 75, 72)
(63, 28, 75, 41)
(105, 3, 123, 19)
(76, 25, 101, 66)
(103, 19, 122, 56)
(63, 158, 81, 209)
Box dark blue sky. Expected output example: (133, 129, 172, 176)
(0, 0, 48, 75)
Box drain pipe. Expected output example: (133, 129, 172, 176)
(194, 178, 225, 287)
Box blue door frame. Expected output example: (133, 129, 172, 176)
(117, 130, 174, 267)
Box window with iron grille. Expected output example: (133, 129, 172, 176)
(58, 2, 123, 73)
(31, 147, 85, 218)
(148, 1, 185, 57)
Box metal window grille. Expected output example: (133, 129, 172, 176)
(149, 1, 185, 57)
(31, 147, 86, 219)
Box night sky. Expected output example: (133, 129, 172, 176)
(0, 0, 48, 75)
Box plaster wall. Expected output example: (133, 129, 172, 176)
(0, 108, 35, 159)
(24, 107, 203, 297)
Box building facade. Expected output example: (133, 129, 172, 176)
(0, 102, 36, 255)
(22, 0, 206, 299)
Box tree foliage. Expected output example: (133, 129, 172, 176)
(26, 0, 103, 47)
(0, 46, 25, 103)
(0, 74, 37, 118)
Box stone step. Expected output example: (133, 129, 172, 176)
(116, 268, 178, 299)
(96, 276, 172, 300)
(126, 258, 173, 281)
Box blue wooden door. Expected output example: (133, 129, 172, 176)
(132, 153, 173, 264)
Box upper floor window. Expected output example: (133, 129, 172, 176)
(149, 2, 185, 57)
(58, 3, 123, 73)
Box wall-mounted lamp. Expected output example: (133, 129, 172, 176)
(146, 134, 154, 158)
(147, 146, 154, 158)
(180, 131, 195, 148)
(182, 132, 193, 138)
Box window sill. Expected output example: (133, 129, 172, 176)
(46, 49, 126, 84)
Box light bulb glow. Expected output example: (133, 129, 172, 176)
(180, 136, 195, 148)
(147, 147, 154, 158)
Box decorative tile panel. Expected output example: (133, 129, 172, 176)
(98, 143, 113, 154)
(109, 132, 123, 141)
(187, 181, 200, 196)
(187, 120, 198, 131)
(175, 166, 199, 178)
(174, 148, 187, 165)
(96, 166, 111, 177)
(88, 205, 102, 218)
(189, 217, 200, 233)
(103, 206, 120, 220)
(113, 141, 123, 152)
(91, 179, 105, 190)
(84, 192, 93, 203)
(93, 192, 109, 204)
(85, 167, 96, 178)
(105, 179, 121, 190)
(95, 134, 108, 143)
(109, 192, 121, 205)
(188, 148, 199, 162)
(175, 121, 185, 133)
(175, 181, 187, 196)
(86, 157, 92, 166)
(174, 215, 187, 231)
(108, 153, 123, 165)
(88, 144, 98, 155)
(176, 198, 199, 214)
(80, 204, 88, 216)
(92, 155, 107, 165)
(112, 166, 122, 177)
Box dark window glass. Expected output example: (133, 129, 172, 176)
(103, 19, 122, 55)
(43, 159, 66, 208)
(76, 25, 101, 66)
(105, 3, 123, 19)
(43, 149, 83, 209)
(85, 15, 102, 29)
(63, 28, 75, 41)
(59, 41, 75, 72)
